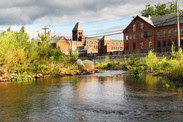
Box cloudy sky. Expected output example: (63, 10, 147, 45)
(0, 0, 177, 39)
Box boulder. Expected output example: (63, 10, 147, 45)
(82, 60, 95, 71)
(76, 59, 85, 68)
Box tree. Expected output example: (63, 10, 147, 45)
(140, 2, 183, 17)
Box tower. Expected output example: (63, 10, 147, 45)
(72, 22, 85, 43)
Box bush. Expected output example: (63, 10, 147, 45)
(145, 50, 159, 70)
(129, 52, 140, 66)
(133, 67, 142, 75)
(169, 66, 183, 81)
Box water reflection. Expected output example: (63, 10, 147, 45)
(0, 72, 183, 121)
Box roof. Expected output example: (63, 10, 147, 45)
(151, 12, 183, 27)
(85, 37, 100, 40)
(123, 12, 183, 32)
(73, 22, 83, 31)
(50, 36, 63, 44)
(101, 36, 110, 41)
(138, 15, 154, 26)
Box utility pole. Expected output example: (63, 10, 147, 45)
(177, 0, 181, 48)
(42, 25, 49, 35)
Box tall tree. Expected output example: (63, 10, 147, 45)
(140, 2, 183, 17)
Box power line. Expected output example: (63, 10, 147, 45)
(84, 29, 123, 36)
(87, 32, 123, 38)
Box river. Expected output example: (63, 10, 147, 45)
(0, 70, 183, 121)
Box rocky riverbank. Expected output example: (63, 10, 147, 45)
(0, 59, 103, 82)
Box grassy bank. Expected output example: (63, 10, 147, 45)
(0, 27, 97, 82)
(96, 46, 183, 82)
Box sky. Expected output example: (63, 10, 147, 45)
(0, 0, 179, 40)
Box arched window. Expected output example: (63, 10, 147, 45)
(133, 24, 136, 31)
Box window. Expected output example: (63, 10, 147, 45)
(163, 41, 166, 47)
(168, 40, 172, 46)
(181, 40, 183, 46)
(141, 23, 144, 30)
(126, 43, 129, 50)
(79, 32, 82, 36)
(174, 39, 177, 46)
(181, 28, 183, 34)
(133, 42, 136, 49)
(140, 42, 144, 49)
(168, 30, 171, 36)
(149, 42, 152, 48)
(141, 33, 143, 39)
(133, 34, 136, 39)
(145, 31, 152, 37)
(147, 32, 152, 37)
(157, 41, 161, 47)
(174, 29, 177, 35)
(130, 35, 132, 40)
(163, 30, 166, 36)
(126, 35, 128, 40)
(133, 24, 136, 31)
(157, 31, 161, 37)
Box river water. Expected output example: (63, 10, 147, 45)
(0, 70, 183, 121)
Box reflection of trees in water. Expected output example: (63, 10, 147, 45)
(0, 80, 37, 120)
(123, 74, 177, 93)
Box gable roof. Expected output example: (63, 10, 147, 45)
(50, 36, 69, 44)
(73, 22, 83, 31)
(138, 15, 154, 26)
(123, 12, 183, 32)
(50, 36, 63, 44)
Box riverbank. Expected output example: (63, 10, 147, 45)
(95, 49, 183, 83)
(0, 68, 103, 82)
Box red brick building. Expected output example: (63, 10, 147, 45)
(72, 22, 124, 54)
(123, 13, 183, 53)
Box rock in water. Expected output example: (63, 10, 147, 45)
(76, 59, 85, 68)
(82, 60, 95, 71)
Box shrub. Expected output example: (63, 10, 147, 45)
(129, 52, 140, 66)
(169, 66, 183, 81)
(133, 67, 142, 75)
(145, 50, 159, 70)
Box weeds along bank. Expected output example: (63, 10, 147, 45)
(0, 27, 88, 81)
(96, 45, 183, 82)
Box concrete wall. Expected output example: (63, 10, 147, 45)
(79, 52, 170, 64)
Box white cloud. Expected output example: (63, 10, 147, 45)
(0, 0, 174, 25)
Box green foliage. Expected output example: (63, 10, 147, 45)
(141, 2, 183, 17)
(129, 52, 140, 66)
(10, 73, 35, 81)
(170, 43, 176, 59)
(0, 27, 80, 80)
(145, 50, 159, 70)
(176, 48, 183, 60)
(133, 67, 142, 76)
(169, 67, 183, 81)
(170, 43, 183, 60)
(104, 55, 110, 63)
(70, 50, 79, 59)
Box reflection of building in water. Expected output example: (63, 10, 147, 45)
(75, 76, 127, 103)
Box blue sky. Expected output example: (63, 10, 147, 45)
(0, 0, 177, 40)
